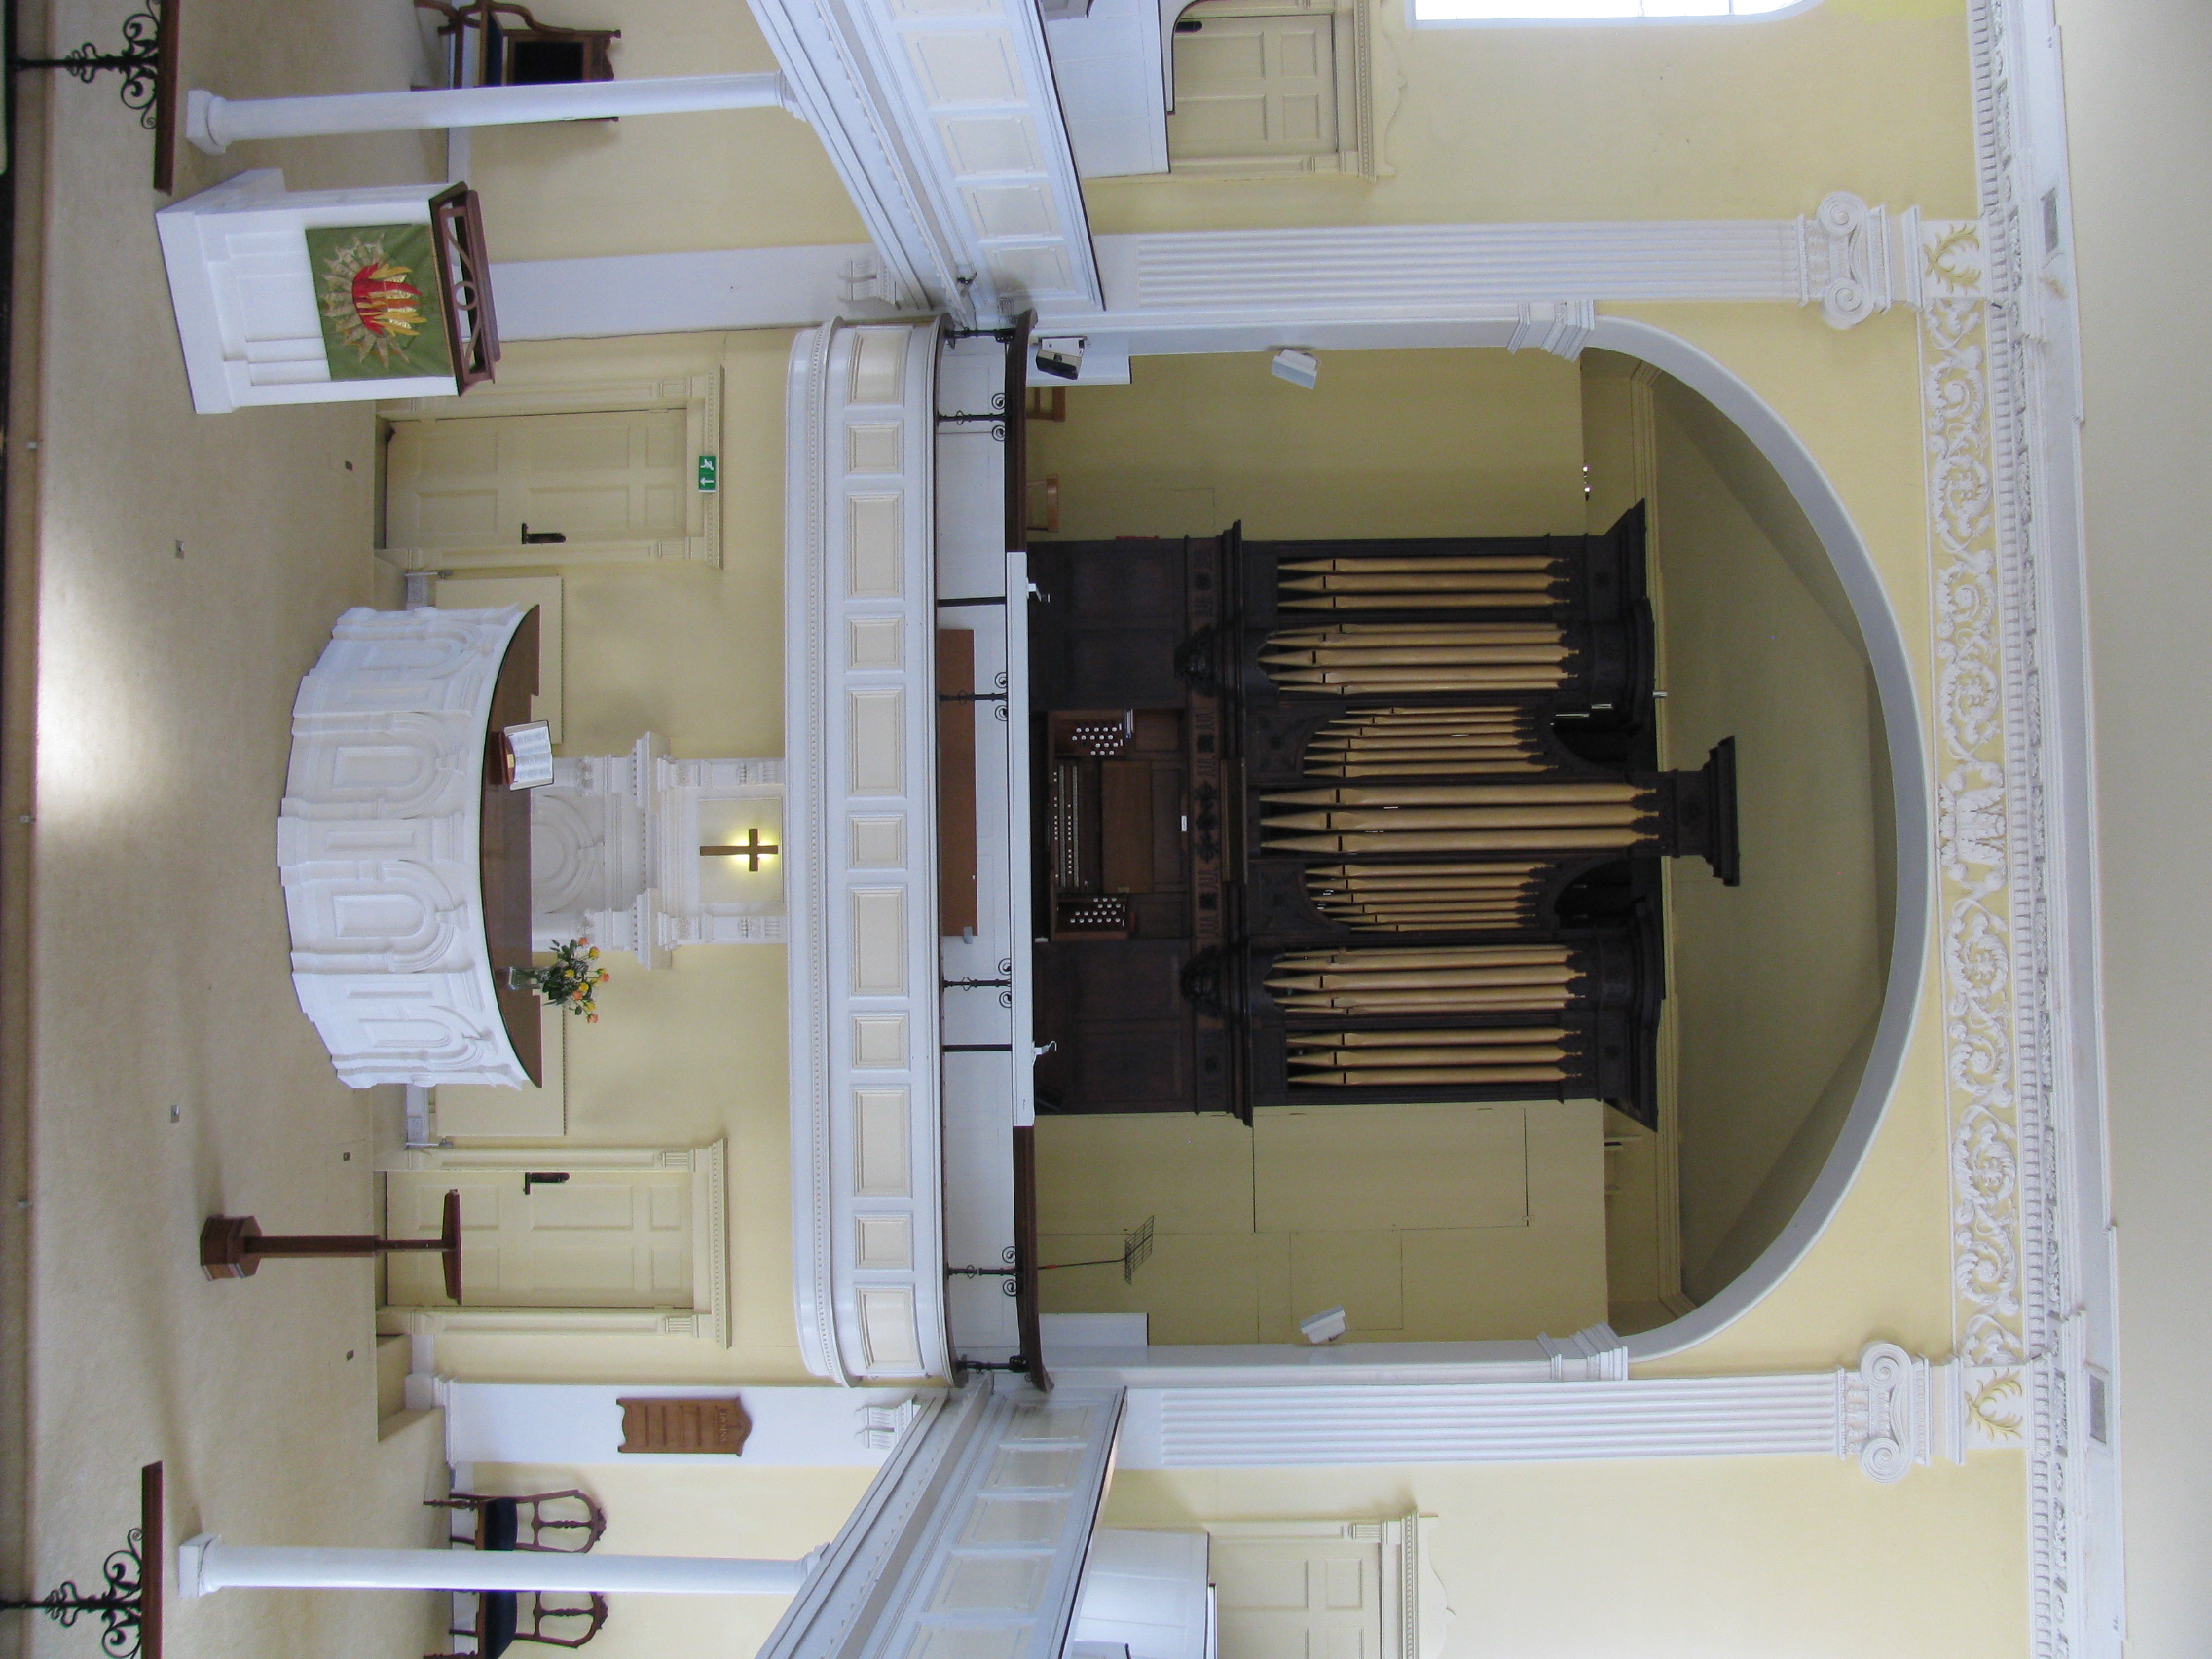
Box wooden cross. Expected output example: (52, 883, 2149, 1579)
(701, 827, 779, 870)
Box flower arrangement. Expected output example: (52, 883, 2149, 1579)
(514, 938, 611, 1023)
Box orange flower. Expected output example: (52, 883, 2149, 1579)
(587, 1014, 600, 1023)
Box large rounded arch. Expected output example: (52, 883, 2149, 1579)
(1028, 312, 1933, 1377)
(1582, 317, 1931, 1358)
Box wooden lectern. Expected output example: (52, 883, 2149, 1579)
(201, 1188, 464, 1302)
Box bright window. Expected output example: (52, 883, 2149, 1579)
(1413, 0, 1808, 20)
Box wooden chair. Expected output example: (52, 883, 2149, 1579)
(427, 1490, 608, 1553)
(416, 1, 619, 89)
(429, 1590, 608, 1658)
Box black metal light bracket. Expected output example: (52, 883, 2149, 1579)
(10, 2, 179, 190)
(1, 1464, 163, 1659)
(12, 6, 162, 126)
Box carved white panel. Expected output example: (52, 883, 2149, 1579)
(279, 606, 532, 1088)
(855, 1088, 914, 1195)
(747, 0, 1102, 321)
(789, 321, 948, 1383)
(848, 497, 906, 596)
(860, 1287, 925, 1372)
(857, 1215, 915, 1269)
(850, 814, 908, 867)
(851, 889, 910, 992)
(849, 617, 904, 669)
(527, 734, 788, 964)
(850, 690, 908, 793)
(853, 1014, 909, 1067)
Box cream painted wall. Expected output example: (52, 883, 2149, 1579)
(1033, 1102, 1608, 1343)
(466, 0, 867, 260)
(1100, 1452, 2026, 1659)
(1643, 371, 1886, 1300)
(1594, 301, 1948, 1375)
(1086, 0, 1977, 235)
(403, 328, 808, 1383)
(1028, 347, 1587, 538)
(465, 1460, 877, 1659)
(461, 0, 1976, 258)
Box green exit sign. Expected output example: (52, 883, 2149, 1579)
(696, 455, 719, 493)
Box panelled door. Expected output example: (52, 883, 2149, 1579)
(384, 1166, 693, 1309)
(385, 408, 692, 564)
(1168, 13, 1339, 161)
(1210, 1530, 1384, 1659)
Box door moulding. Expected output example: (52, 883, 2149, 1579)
(378, 1140, 730, 1345)
(378, 364, 723, 568)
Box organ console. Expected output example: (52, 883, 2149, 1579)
(1026, 503, 1736, 1129)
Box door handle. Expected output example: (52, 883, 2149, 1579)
(522, 1171, 571, 1195)
(520, 524, 568, 544)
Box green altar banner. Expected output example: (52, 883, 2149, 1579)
(306, 222, 456, 382)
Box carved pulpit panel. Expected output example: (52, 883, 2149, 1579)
(530, 732, 787, 964)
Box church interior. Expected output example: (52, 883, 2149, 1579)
(0, 0, 2206, 1657)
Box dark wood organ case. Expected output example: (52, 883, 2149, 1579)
(1025, 504, 1736, 1129)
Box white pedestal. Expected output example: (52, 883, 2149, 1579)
(156, 169, 465, 415)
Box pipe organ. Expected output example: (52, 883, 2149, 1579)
(1027, 504, 1735, 1128)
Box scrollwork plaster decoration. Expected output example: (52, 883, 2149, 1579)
(1916, 218, 2033, 1450)
(1837, 1342, 1931, 1484)
(1935, 10, 2085, 1641)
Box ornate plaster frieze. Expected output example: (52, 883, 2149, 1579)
(1950, 0, 2106, 1648)
(1916, 217, 2028, 1446)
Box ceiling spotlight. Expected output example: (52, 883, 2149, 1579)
(1271, 348, 1319, 389)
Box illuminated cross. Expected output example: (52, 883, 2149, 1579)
(702, 827, 779, 870)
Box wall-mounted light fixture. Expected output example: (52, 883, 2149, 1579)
(1271, 348, 1319, 389)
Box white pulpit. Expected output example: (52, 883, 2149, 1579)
(278, 606, 536, 1088)
(529, 733, 786, 964)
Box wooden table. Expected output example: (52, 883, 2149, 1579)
(483, 608, 543, 1087)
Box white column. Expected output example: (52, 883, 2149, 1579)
(184, 73, 797, 154)
(176, 1537, 814, 1599)
(1102, 1343, 1959, 1484)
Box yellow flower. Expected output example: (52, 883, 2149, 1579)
(588, 947, 600, 959)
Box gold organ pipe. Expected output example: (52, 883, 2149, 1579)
(1270, 783, 1641, 806)
(1300, 1066, 1568, 1087)
(1267, 829, 1647, 854)
(1279, 557, 1559, 573)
